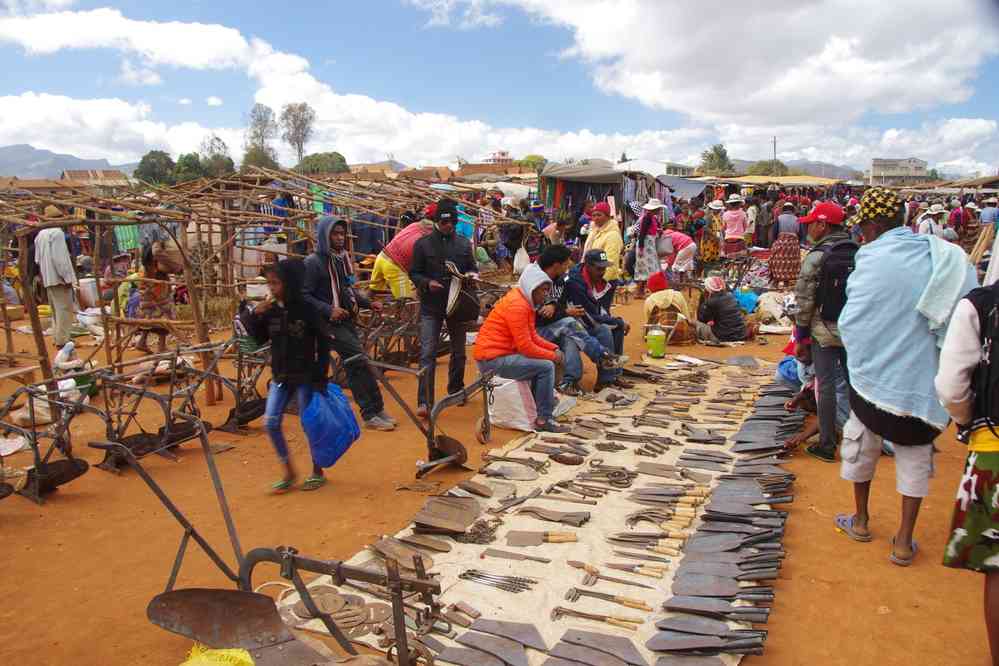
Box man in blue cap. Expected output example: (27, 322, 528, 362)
(563, 249, 633, 392)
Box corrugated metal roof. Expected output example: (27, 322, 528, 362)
(60, 169, 131, 186)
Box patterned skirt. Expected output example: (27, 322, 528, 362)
(723, 238, 746, 256)
(768, 232, 801, 284)
(943, 450, 999, 573)
(633, 236, 661, 281)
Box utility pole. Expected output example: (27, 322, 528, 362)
(772, 136, 777, 167)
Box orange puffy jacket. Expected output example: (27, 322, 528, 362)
(473, 288, 558, 362)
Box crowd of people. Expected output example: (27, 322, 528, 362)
(14, 181, 999, 658)
(764, 187, 998, 660)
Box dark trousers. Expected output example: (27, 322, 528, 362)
(418, 314, 468, 408)
(328, 320, 384, 420)
(813, 341, 849, 452)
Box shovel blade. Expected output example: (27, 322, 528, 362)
(147, 588, 294, 650)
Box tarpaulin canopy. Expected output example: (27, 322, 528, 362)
(658, 176, 708, 199)
(541, 159, 621, 184)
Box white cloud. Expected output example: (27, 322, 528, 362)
(406, 0, 501, 29)
(0, 5, 996, 175)
(178, 98, 192, 106)
(417, 0, 999, 127)
(118, 59, 161, 86)
(1, 0, 75, 15)
(0, 91, 242, 164)
(205, 96, 223, 107)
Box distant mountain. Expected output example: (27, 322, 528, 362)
(0, 144, 136, 179)
(785, 159, 863, 180)
(725, 156, 862, 180)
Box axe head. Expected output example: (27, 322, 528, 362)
(564, 588, 581, 602)
(550, 607, 565, 621)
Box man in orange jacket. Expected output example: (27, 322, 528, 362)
(473, 264, 569, 433)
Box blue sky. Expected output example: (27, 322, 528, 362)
(1, 0, 998, 173)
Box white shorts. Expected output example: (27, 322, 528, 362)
(839, 410, 935, 498)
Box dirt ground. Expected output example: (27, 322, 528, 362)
(0, 298, 989, 665)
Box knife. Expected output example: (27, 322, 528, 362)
(482, 548, 552, 563)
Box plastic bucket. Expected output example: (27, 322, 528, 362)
(646, 327, 667, 358)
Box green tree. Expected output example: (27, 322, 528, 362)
(134, 150, 176, 185)
(295, 151, 349, 174)
(173, 152, 206, 183)
(927, 168, 942, 181)
(515, 154, 547, 172)
(746, 159, 790, 176)
(241, 145, 280, 172)
(280, 102, 317, 164)
(619, 151, 630, 163)
(699, 143, 735, 175)
(199, 134, 235, 178)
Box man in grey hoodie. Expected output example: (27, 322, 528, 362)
(304, 217, 396, 431)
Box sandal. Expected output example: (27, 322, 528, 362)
(270, 477, 295, 494)
(834, 513, 872, 542)
(301, 476, 327, 491)
(889, 536, 918, 567)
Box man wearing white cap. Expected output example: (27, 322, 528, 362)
(917, 204, 947, 238)
(981, 196, 998, 229)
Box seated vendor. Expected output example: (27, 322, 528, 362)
(696, 276, 748, 343)
(564, 249, 633, 392)
(473, 264, 569, 433)
(532, 245, 624, 396)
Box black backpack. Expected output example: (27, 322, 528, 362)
(814, 239, 859, 322)
(967, 284, 999, 431)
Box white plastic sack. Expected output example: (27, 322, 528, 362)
(487, 377, 537, 431)
(512, 247, 531, 275)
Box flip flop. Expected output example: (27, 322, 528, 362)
(270, 477, 295, 494)
(301, 476, 327, 491)
(835, 513, 873, 542)
(889, 536, 918, 567)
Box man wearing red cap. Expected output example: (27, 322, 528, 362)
(369, 204, 436, 299)
(795, 201, 858, 462)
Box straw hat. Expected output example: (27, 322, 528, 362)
(926, 203, 947, 216)
(725, 194, 744, 205)
(707, 200, 724, 211)
(643, 197, 665, 211)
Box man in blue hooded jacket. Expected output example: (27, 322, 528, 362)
(304, 217, 396, 431)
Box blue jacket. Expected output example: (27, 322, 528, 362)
(564, 264, 619, 330)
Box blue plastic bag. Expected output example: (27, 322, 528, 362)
(733, 289, 759, 314)
(301, 384, 361, 469)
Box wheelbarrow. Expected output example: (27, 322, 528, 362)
(88, 412, 441, 666)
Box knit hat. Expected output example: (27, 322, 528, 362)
(647, 271, 669, 294)
(592, 202, 611, 216)
(857, 187, 902, 224)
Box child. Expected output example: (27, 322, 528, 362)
(249, 258, 332, 492)
(135, 245, 174, 353)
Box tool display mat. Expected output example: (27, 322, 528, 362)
(279, 356, 777, 665)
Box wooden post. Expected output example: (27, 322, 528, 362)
(17, 235, 56, 389)
(179, 219, 218, 404)
(92, 225, 114, 369)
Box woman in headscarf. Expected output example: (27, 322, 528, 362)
(768, 201, 803, 286)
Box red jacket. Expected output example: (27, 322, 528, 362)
(473, 288, 558, 362)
